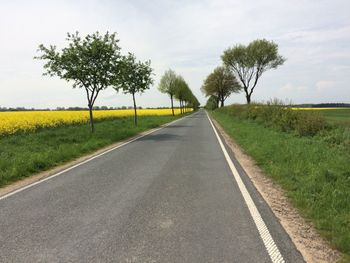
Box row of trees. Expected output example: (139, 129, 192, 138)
(202, 39, 285, 108)
(36, 32, 152, 131)
(36, 32, 198, 132)
(158, 69, 200, 115)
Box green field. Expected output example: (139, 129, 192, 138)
(0, 115, 179, 188)
(212, 107, 350, 259)
(316, 108, 350, 125)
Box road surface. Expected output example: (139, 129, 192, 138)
(0, 110, 304, 262)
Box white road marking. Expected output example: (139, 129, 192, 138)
(0, 113, 196, 201)
(207, 113, 285, 263)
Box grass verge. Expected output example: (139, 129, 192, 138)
(0, 115, 179, 188)
(211, 110, 350, 258)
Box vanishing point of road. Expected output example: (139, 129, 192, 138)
(0, 110, 304, 262)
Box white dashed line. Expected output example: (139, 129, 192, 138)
(207, 113, 285, 263)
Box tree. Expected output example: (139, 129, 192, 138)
(222, 39, 285, 104)
(201, 66, 241, 107)
(205, 95, 219, 110)
(174, 76, 190, 114)
(187, 93, 200, 111)
(158, 69, 178, 116)
(35, 31, 122, 132)
(116, 53, 153, 126)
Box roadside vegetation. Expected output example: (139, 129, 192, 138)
(0, 115, 181, 188)
(211, 103, 350, 257)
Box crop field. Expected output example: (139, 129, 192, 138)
(292, 108, 350, 125)
(317, 108, 350, 125)
(0, 108, 185, 136)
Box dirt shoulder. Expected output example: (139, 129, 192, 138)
(211, 117, 341, 263)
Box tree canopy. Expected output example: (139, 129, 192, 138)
(201, 66, 241, 107)
(174, 76, 188, 113)
(35, 31, 123, 132)
(116, 53, 153, 125)
(159, 69, 199, 114)
(205, 95, 219, 110)
(158, 69, 178, 115)
(222, 39, 285, 104)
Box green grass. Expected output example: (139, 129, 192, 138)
(0, 115, 179, 188)
(211, 110, 350, 257)
(315, 109, 350, 126)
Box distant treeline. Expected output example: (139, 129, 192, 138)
(293, 103, 350, 108)
(0, 106, 175, 112)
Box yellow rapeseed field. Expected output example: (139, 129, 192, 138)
(0, 108, 184, 135)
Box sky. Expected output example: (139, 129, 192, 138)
(0, 0, 349, 109)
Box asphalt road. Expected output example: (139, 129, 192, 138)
(0, 110, 304, 262)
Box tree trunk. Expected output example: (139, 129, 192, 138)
(132, 93, 137, 126)
(170, 94, 174, 116)
(220, 99, 224, 107)
(180, 100, 183, 114)
(88, 106, 94, 133)
(246, 93, 251, 104)
(244, 88, 251, 104)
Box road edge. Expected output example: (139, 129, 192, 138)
(0, 113, 194, 200)
(208, 113, 342, 263)
(206, 112, 285, 263)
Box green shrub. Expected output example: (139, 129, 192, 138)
(294, 112, 326, 136)
(216, 101, 326, 137)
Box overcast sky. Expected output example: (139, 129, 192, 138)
(1, 0, 349, 109)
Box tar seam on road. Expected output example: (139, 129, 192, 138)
(206, 112, 285, 263)
(0, 113, 195, 202)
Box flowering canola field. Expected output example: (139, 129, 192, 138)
(0, 108, 183, 135)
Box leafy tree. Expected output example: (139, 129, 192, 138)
(35, 31, 122, 132)
(116, 53, 153, 126)
(174, 76, 190, 114)
(158, 69, 177, 116)
(184, 87, 195, 113)
(201, 66, 241, 107)
(222, 39, 285, 104)
(187, 92, 200, 111)
(205, 95, 219, 110)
